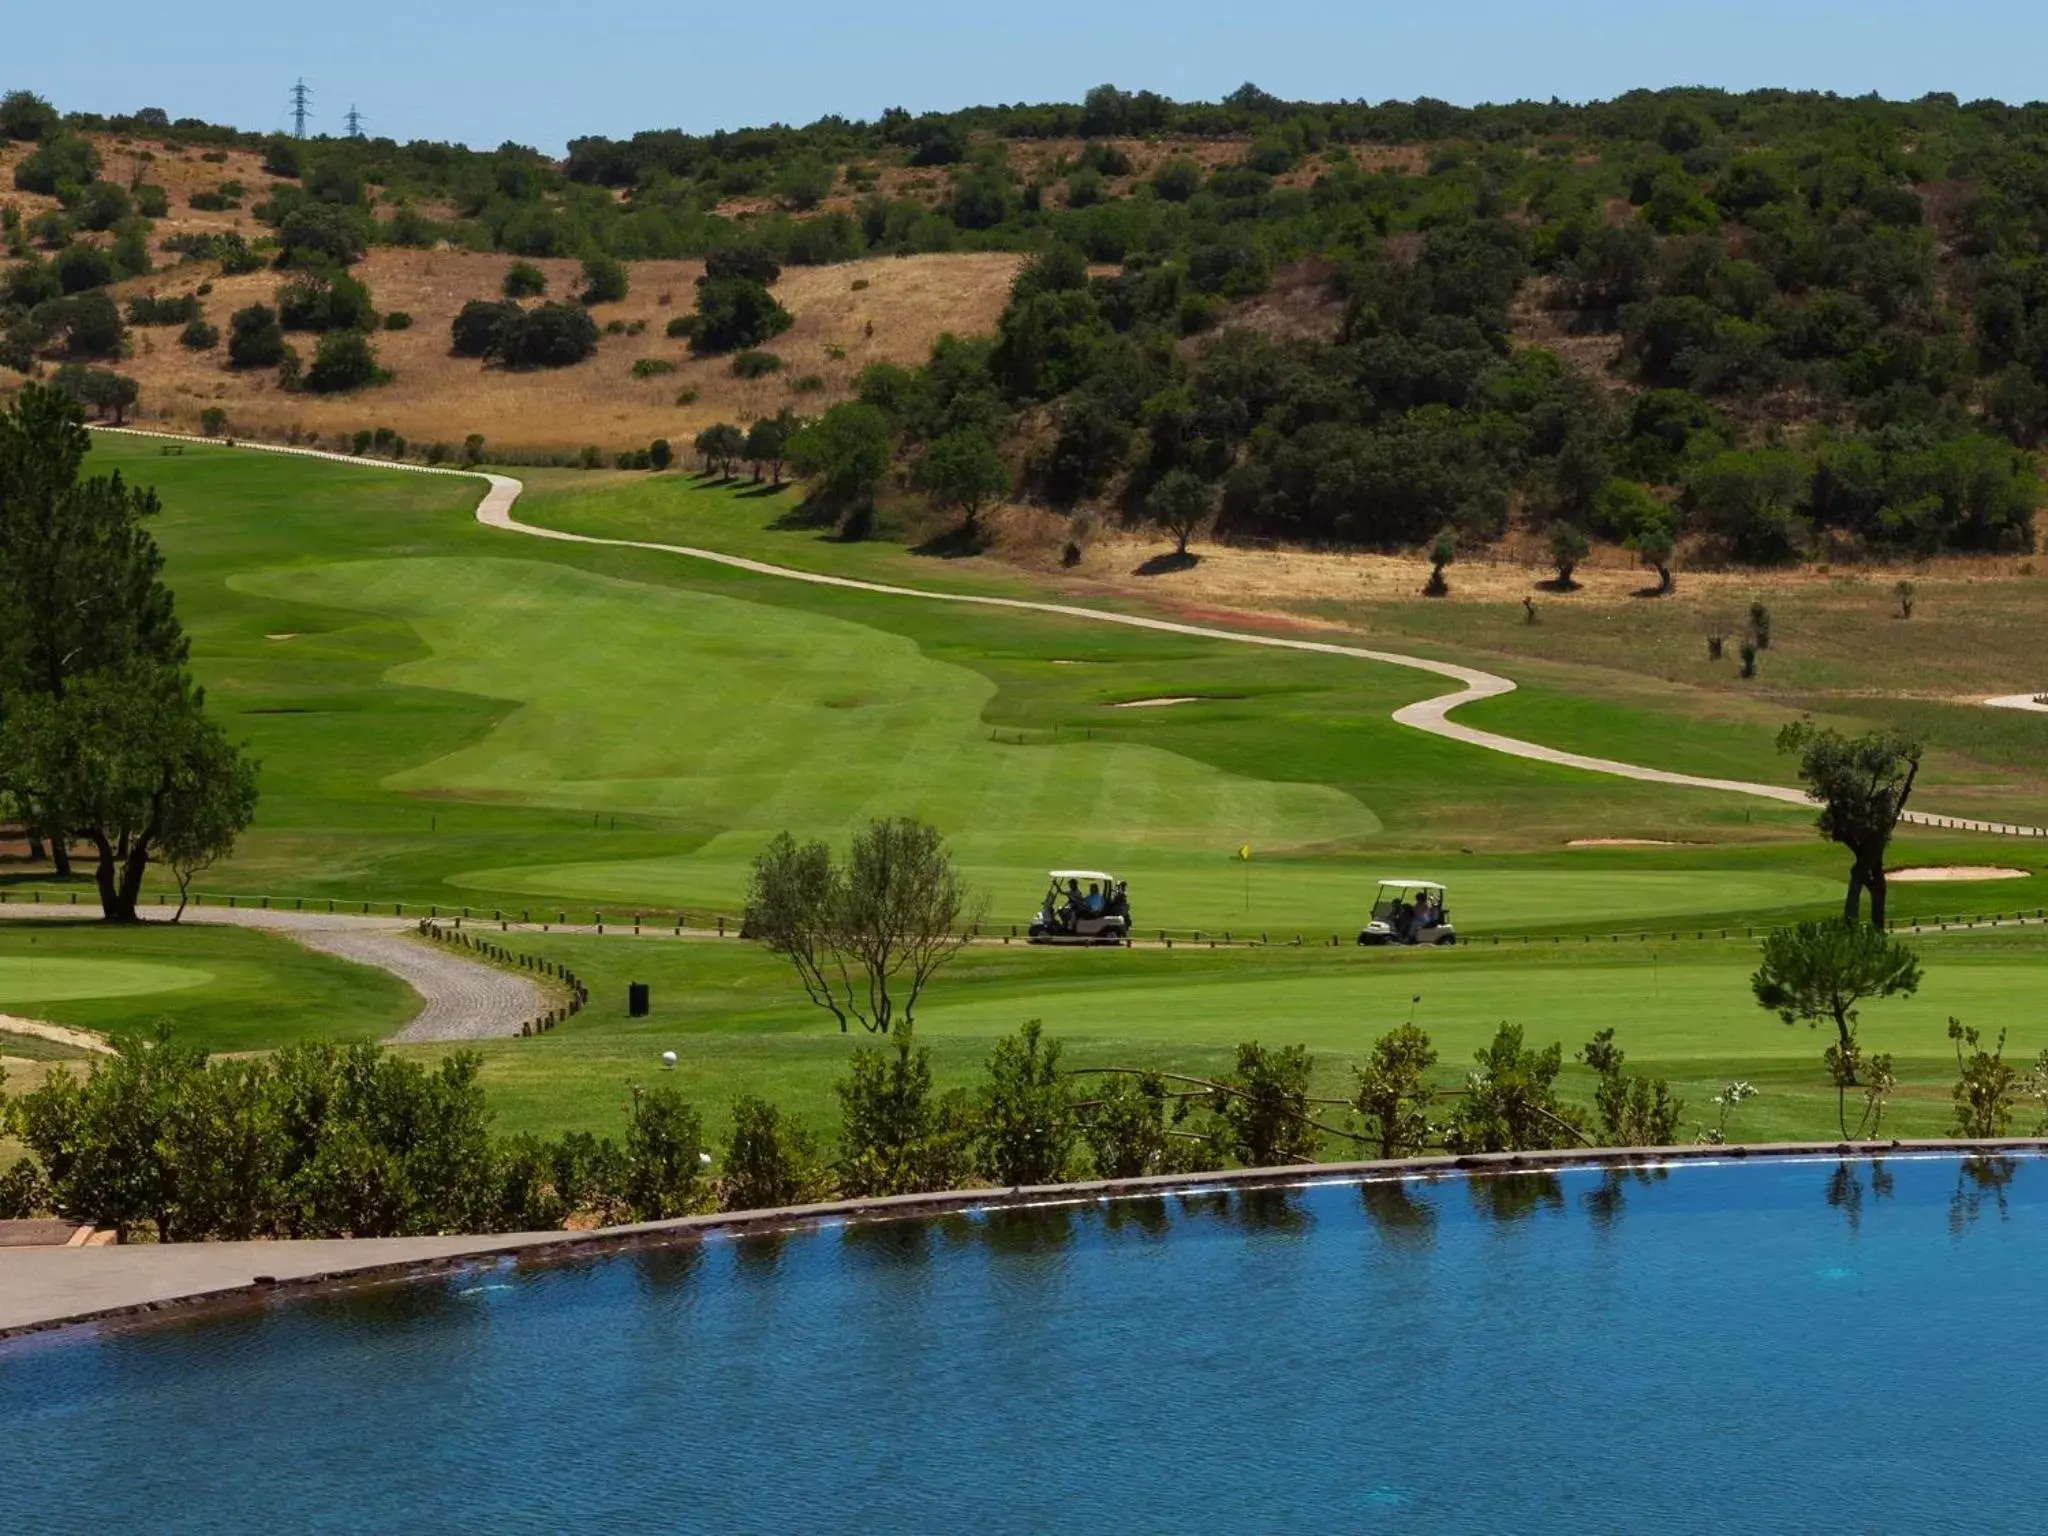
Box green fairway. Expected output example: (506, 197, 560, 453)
(0, 921, 417, 1050)
(63, 436, 1955, 931)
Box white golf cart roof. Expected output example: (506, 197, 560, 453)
(1375, 879, 1446, 891)
(1049, 870, 1118, 884)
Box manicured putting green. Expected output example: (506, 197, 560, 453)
(0, 957, 213, 1007)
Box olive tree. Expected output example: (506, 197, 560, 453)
(913, 428, 1010, 534)
(1779, 721, 1922, 927)
(1147, 468, 1211, 557)
(744, 817, 985, 1034)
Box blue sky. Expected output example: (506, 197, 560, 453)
(13, 1, 2043, 151)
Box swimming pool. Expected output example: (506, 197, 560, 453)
(5, 1154, 2041, 1533)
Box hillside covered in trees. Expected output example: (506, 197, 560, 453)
(3, 82, 2047, 562)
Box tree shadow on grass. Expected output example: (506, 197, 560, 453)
(1133, 550, 1201, 576)
(910, 521, 989, 560)
(735, 482, 790, 500)
(1535, 575, 1580, 594)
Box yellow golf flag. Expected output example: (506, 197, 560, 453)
(1237, 844, 1252, 861)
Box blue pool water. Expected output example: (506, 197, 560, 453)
(5, 1155, 2045, 1533)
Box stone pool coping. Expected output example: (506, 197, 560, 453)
(6, 1137, 2044, 1342)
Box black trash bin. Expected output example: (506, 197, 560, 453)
(628, 982, 650, 1018)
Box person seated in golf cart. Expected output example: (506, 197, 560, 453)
(1358, 880, 1456, 947)
(1031, 870, 1130, 944)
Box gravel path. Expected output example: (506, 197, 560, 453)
(1, 903, 545, 1042)
(97, 428, 2048, 838)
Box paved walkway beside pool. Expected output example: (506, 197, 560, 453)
(0, 1231, 570, 1335)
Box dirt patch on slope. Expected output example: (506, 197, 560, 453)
(101, 250, 1023, 452)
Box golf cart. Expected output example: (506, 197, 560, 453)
(1028, 870, 1131, 945)
(1357, 880, 1456, 947)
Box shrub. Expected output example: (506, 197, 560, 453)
(54, 242, 116, 294)
(304, 329, 382, 393)
(499, 302, 599, 368)
(836, 1023, 974, 1197)
(603, 319, 626, 335)
(579, 445, 602, 469)
(124, 293, 201, 326)
(790, 373, 826, 393)
(73, 181, 134, 231)
(276, 343, 302, 389)
(0, 89, 60, 142)
(179, 318, 219, 351)
(502, 261, 546, 298)
(382, 311, 413, 331)
(227, 303, 286, 367)
(351, 429, 373, 455)
(277, 271, 375, 332)
(731, 349, 782, 379)
(690, 276, 792, 355)
(674, 387, 699, 406)
(199, 406, 228, 436)
(12, 133, 100, 194)
(36, 291, 124, 358)
(976, 1021, 1078, 1187)
(630, 357, 676, 378)
(579, 252, 628, 304)
(462, 433, 486, 465)
(719, 1095, 826, 1210)
(649, 438, 673, 470)
(275, 203, 367, 267)
(665, 314, 697, 340)
(188, 190, 237, 212)
(451, 298, 520, 358)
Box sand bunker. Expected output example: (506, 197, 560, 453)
(1110, 696, 1206, 709)
(1887, 866, 2031, 882)
(1984, 694, 2048, 714)
(1567, 838, 1691, 848)
(0, 1014, 114, 1055)
(265, 633, 298, 641)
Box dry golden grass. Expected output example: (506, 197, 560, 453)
(105, 249, 1023, 449)
(1, 133, 280, 244)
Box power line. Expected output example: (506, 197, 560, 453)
(345, 104, 365, 140)
(289, 78, 312, 139)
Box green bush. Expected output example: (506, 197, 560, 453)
(125, 293, 201, 326)
(304, 329, 382, 393)
(731, 349, 782, 379)
(630, 357, 677, 378)
(277, 271, 376, 332)
(649, 437, 673, 470)
(199, 406, 228, 436)
(665, 314, 697, 340)
(12, 133, 100, 194)
(580, 252, 628, 304)
(0, 89, 61, 143)
(503, 261, 547, 298)
(179, 317, 219, 351)
(227, 303, 287, 367)
(383, 311, 413, 331)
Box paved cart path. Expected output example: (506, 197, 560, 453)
(0, 904, 545, 1043)
(99, 429, 2048, 839)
